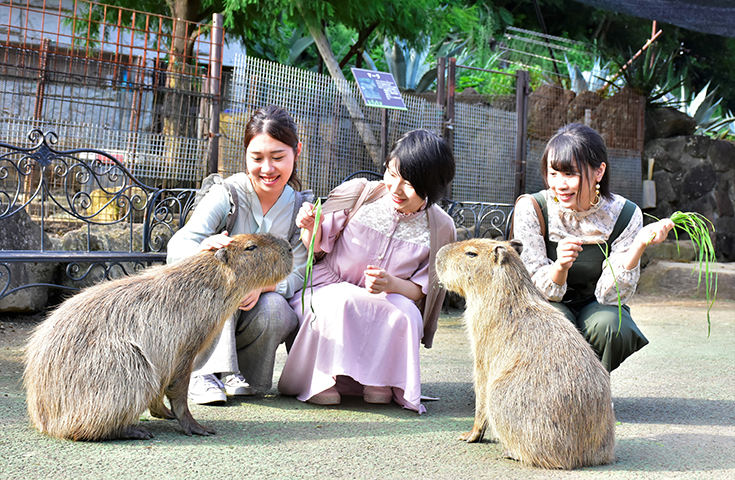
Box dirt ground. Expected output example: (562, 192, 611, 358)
(0, 294, 733, 479)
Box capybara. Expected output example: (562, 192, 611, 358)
(23, 233, 292, 441)
(435, 238, 615, 469)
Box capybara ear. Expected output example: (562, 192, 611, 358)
(509, 239, 524, 255)
(214, 246, 229, 264)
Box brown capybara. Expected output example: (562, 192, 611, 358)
(23, 233, 292, 441)
(435, 238, 615, 469)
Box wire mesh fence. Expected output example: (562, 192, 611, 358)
(222, 55, 521, 203)
(524, 83, 645, 203)
(0, 0, 220, 193)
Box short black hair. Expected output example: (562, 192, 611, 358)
(541, 123, 611, 200)
(386, 129, 455, 207)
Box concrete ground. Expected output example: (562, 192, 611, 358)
(0, 294, 733, 479)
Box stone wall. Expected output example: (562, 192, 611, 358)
(642, 111, 735, 261)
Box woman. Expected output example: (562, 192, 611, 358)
(513, 123, 674, 372)
(278, 129, 456, 413)
(167, 105, 312, 404)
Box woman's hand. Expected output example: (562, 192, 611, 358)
(364, 265, 424, 302)
(364, 266, 392, 294)
(555, 237, 583, 271)
(636, 218, 675, 248)
(296, 201, 323, 251)
(550, 237, 582, 287)
(198, 232, 233, 252)
(622, 218, 676, 271)
(237, 285, 278, 311)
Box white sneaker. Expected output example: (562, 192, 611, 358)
(188, 374, 227, 405)
(222, 372, 255, 396)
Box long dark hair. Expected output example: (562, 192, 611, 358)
(243, 105, 302, 191)
(386, 129, 455, 207)
(541, 123, 611, 203)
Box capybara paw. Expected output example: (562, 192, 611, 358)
(119, 425, 154, 440)
(149, 405, 175, 420)
(181, 421, 216, 436)
(502, 449, 520, 462)
(458, 430, 482, 443)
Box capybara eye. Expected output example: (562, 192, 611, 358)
(465, 251, 478, 258)
(244, 245, 258, 251)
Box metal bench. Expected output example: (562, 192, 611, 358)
(0, 130, 197, 303)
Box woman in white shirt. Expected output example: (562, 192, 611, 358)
(513, 123, 673, 371)
(167, 106, 311, 404)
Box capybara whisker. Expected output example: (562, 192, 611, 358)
(435, 238, 615, 469)
(23, 233, 292, 441)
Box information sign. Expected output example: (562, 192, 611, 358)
(351, 68, 407, 110)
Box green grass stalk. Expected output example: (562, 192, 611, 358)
(645, 211, 718, 335)
(301, 198, 322, 315)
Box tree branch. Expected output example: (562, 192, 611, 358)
(339, 21, 379, 69)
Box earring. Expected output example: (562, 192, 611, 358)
(590, 183, 601, 207)
(553, 196, 560, 203)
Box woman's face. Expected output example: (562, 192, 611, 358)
(546, 159, 605, 212)
(383, 159, 425, 214)
(245, 133, 299, 199)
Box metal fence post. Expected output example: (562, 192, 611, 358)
(380, 108, 388, 171)
(444, 57, 455, 151)
(207, 13, 224, 176)
(514, 70, 530, 200)
(437, 57, 446, 110)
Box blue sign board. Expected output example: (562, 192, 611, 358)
(351, 68, 407, 111)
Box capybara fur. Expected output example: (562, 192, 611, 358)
(435, 238, 615, 469)
(23, 233, 292, 441)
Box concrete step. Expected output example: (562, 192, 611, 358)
(638, 260, 735, 301)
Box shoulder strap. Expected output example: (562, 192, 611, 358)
(530, 192, 547, 240)
(508, 192, 546, 239)
(608, 199, 637, 245)
(194, 173, 235, 234)
(512, 192, 546, 240)
(287, 190, 314, 247)
(224, 184, 239, 234)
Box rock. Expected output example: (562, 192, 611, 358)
(707, 139, 735, 173)
(641, 239, 697, 268)
(638, 260, 734, 301)
(681, 163, 717, 201)
(684, 135, 711, 159)
(0, 208, 58, 313)
(714, 216, 735, 262)
(645, 107, 696, 140)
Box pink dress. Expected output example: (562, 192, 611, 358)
(279, 195, 431, 413)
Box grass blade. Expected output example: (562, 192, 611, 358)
(301, 198, 322, 315)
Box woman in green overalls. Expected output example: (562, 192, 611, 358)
(513, 123, 674, 371)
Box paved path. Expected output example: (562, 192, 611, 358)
(1, 294, 733, 479)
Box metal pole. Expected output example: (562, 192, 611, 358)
(514, 70, 530, 200)
(437, 57, 446, 109)
(445, 57, 455, 152)
(380, 108, 388, 172)
(207, 13, 224, 176)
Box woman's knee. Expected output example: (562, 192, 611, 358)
(236, 293, 298, 338)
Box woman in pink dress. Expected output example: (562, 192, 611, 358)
(278, 129, 456, 413)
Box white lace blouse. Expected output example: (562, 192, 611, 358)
(513, 189, 643, 305)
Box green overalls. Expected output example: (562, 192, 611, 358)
(532, 192, 649, 372)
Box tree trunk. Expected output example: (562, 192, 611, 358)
(296, 4, 382, 166)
